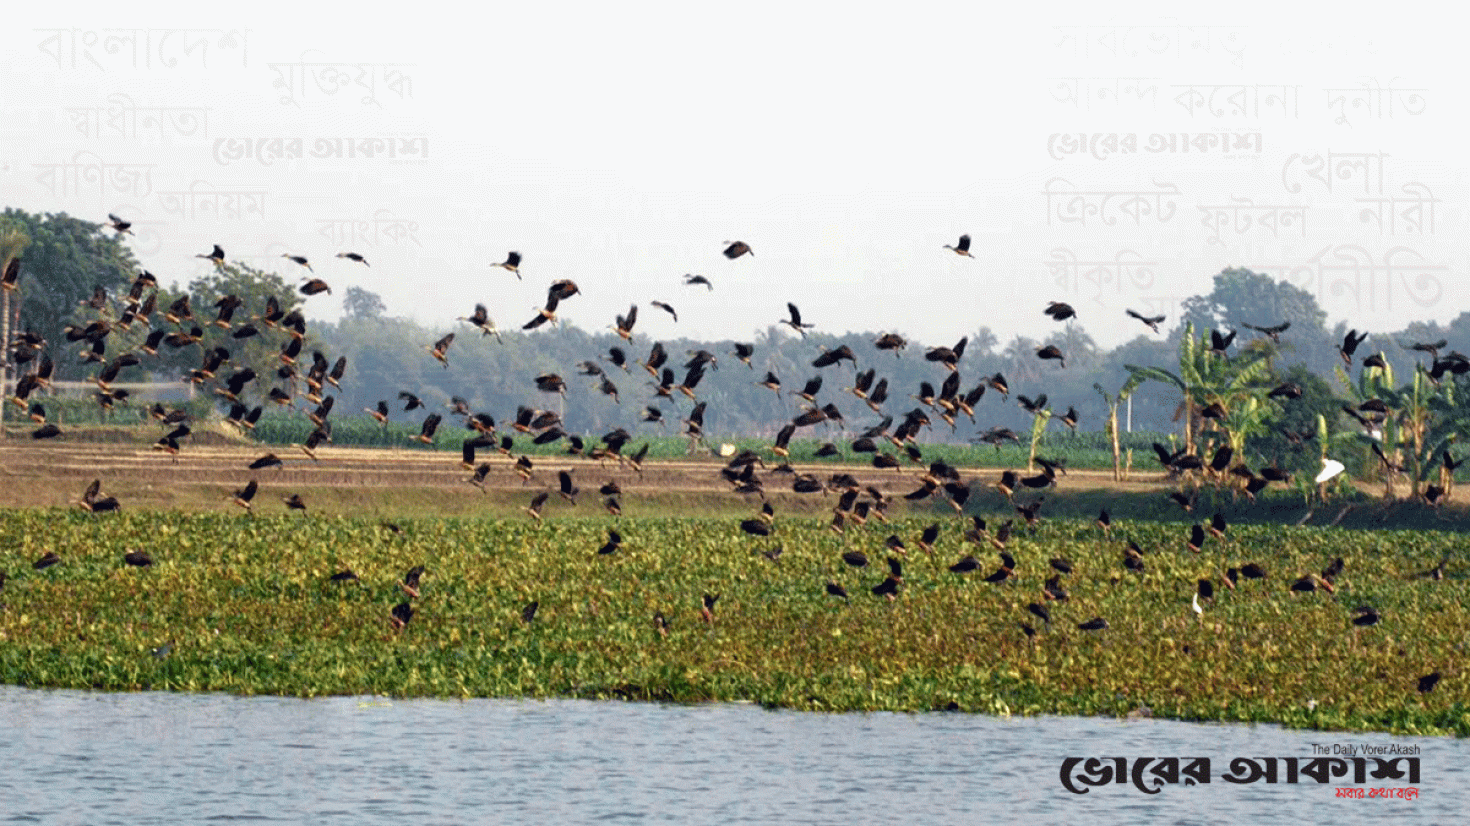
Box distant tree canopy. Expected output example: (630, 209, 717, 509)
(1, 208, 138, 380)
(1180, 267, 1328, 341)
(149, 260, 314, 389)
(0, 222, 26, 267)
(343, 286, 386, 320)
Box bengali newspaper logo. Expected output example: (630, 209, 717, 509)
(1059, 755, 1420, 796)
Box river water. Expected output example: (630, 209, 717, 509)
(0, 686, 1459, 824)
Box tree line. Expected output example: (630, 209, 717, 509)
(5, 209, 1470, 496)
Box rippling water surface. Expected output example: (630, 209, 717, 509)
(1, 687, 1460, 824)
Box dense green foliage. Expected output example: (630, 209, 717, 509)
(1, 509, 1465, 735)
(0, 209, 138, 384)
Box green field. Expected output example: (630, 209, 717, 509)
(1, 507, 1465, 736)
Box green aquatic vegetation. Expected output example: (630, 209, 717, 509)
(0, 509, 1466, 735)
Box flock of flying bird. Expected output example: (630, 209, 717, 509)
(0, 225, 1455, 695)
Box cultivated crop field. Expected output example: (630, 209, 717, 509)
(1, 438, 1467, 736)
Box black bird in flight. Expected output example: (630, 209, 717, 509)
(908, 524, 938, 556)
(1044, 302, 1075, 321)
(924, 337, 967, 372)
(872, 576, 900, 600)
(1338, 329, 1369, 365)
(300, 278, 331, 296)
(494, 251, 522, 278)
(459, 304, 502, 342)
(1187, 523, 1205, 553)
(1406, 338, 1447, 360)
(105, 213, 132, 235)
(558, 470, 580, 505)
(1126, 309, 1165, 333)
(943, 234, 973, 257)
(684, 274, 713, 290)
(523, 294, 560, 330)
(1059, 407, 1079, 431)
(604, 346, 630, 373)
(548, 279, 580, 301)
(415, 413, 443, 445)
(399, 565, 426, 598)
(427, 333, 454, 368)
(781, 303, 814, 337)
(525, 491, 549, 521)
(813, 345, 855, 369)
(740, 518, 772, 537)
(1207, 512, 1227, 539)
(1268, 382, 1303, 400)
(597, 528, 621, 555)
(1035, 345, 1066, 368)
(1027, 602, 1051, 626)
(336, 252, 370, 266)
(248, 454, 282, 471)
(874, 332, 907, 356)
(722, 241, 753, 259)
(1243, 321, 1289, 342)
(77, 479, 120, 513)
(613, 304, 638, 340)
(1202, 330, 1235, 359)
(1197, 578, 1214, 602)
(232, 479, 258, 511)
(281, 253, 313, 272)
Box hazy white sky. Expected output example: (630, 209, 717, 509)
(2, 2, 1462, 350)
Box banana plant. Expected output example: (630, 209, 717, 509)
(1335, 355, 1404, 499)
(1125, 322, 1278, 465)
(1027, 407, 1051, 473)
(1337, 354, 1470, 500)
(1095, 373, 1145, 482)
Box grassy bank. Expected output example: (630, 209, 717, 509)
(0, 508, 1466, 735)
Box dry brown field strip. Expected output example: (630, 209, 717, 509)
(0, 441, 1168, 513)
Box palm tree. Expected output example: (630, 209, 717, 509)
(1045, 324, 1099, 372)
(1001, 335, 1040, 384)
(968, 326, 999, 360)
